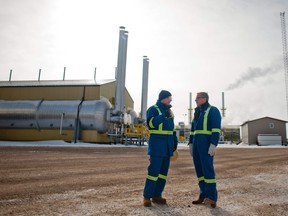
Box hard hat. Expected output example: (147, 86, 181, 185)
(170, 149, 178, 162)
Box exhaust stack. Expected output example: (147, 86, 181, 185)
(107, 26, 129, 123)
(188, 92, 193, 124)
(140, 56, 149, 120)
(221, 92, 226, 117)
(114, 26, 128, 114)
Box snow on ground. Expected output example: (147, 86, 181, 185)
(0, 140, 287, 148)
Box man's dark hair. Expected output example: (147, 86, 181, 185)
(197, 92, 209, 101)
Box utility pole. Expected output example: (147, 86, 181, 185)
(280, 12, 288, 119)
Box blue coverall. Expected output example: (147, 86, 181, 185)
(189, 102, 221, 202)
(143, 100, 178, 199)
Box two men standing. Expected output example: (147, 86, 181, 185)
(143, 91, 221, 208)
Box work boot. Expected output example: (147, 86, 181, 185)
(152, 197, 167, 204)
(192, 197, 204, 204)
(143, 198, 152, 207)
(204, 198, 217, 208)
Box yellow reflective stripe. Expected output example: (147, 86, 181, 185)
(159, 123, 163, 131)
(198, 176, 205, 182)
(149, 130, 173, 135)
(147, 175, 158, 181)
(198, 176, 216, 183)
(154, 105, 162, 115)
(202, 106, 211, 132)
(204, 178, 216, 184)
(148, 105, 173, 135)
(149, 117, 155, 128)
(158, 174, 167, 180)
(194, 130, 212, 135)
(194, 106, 212, 135)
(212, 128, 221, 133)
(190, 131, 195, 135)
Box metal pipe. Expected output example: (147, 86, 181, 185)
(114, 26, 128, 114)
(188, 92, 193, 124)
(141, 56, 149, 120)
(38, 69, 41, 81)
(94, 67, 97, 81)
(63, 67, 66, 81)
(9, 69, 12, 82)
(60, 113, 65, 135)
(73, 99, 84, 143)
(221, 92, 226, 117)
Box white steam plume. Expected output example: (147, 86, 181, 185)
(225, 64, 282, 91)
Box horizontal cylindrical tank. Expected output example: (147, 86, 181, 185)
(79, 98, 112, 133)
(37, 100, 80, 129)
(0, 100, 40, 128)
(0, 98, 112, 133)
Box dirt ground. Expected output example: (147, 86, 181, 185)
(0, 144, 288, 216)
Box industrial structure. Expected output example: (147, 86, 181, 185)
(0, 27, 149, 145)
(241, 117, 287, 145)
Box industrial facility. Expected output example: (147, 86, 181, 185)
(0, 27, 149, 145)
(1, 11, 288, 146)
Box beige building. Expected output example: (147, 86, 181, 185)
(240, 117, 287, 145)
(0, 79, 134, 143)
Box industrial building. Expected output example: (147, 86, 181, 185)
(241, 117, 287, 145)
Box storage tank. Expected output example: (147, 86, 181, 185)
(0, 98, 112, 133)
(0, 100, 40, 128)
(79, 98, 112, 133)
(37, 100, 80, 129)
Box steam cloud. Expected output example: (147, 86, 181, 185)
(225, 64, 282, 91)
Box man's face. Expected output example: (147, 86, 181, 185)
(161, 96, 172, 105)
(195, 94, 206, 107)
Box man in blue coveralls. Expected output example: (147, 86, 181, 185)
(143, 90, 178, 207)
(188, 92, 221, 208)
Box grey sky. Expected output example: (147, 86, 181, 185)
(0, 0, 287, 125)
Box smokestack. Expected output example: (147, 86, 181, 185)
(114, 26, 129, 113)
(188, 92, 193, 124)
(106, 27, 129, 124)
(221, 92, 226, 117)
(141, 56, 149, 120)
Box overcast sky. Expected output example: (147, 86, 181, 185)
(0, 0, 288, 126)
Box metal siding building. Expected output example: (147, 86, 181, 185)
(240, 117, 287, 145)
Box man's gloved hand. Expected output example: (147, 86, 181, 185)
(188, 143, 193, 157)
(165, 109, 173, 118)
(208, 144, 216, 156)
